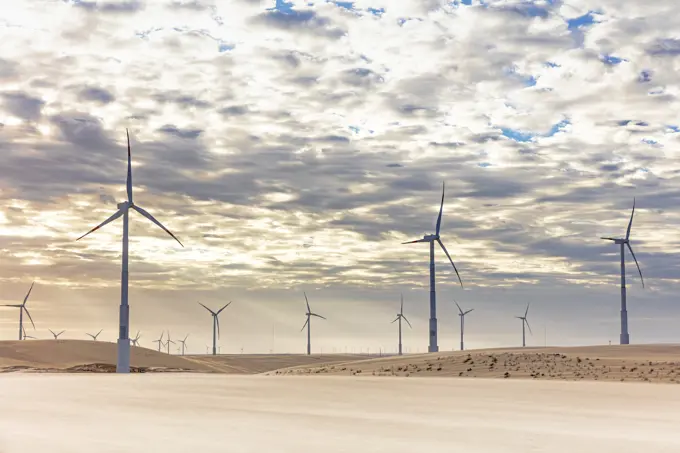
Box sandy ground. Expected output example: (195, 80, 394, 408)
(184, 352, 369, 373)
(1, 374, 679, 453)
(270, 345, 680, 383)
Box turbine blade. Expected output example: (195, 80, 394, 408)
(126, 129, 133, 204)
(391, 317, 399, 323)
(304, 292, 310, 313)
(216, 315, 221, 339)
(300, 318, 309, 332)
(311, 313, 326, 320)
(198, 302, 216, 315)
(131, 205, 183, 247)
(437, 239, 463, 288)
(58, 330, 65, 336)
(97, 329, 103, 337)
(76, 209, 125, 241)
(525, 319, 533, 336)
(626, 243, 645, 288)
(184, 334, 189, 341)
(435, 181, 445, 235)
(400, 294, 403, 315)
(216, 301, 231, 315)
(402, 315, 413, 329)
(49, 329, 55, 336)
(465, 309, 474, 315)
(454, 301, 463, 315)
(23, 306, 35, 330)
(524, 303, 530, 318)
(600, 237, 617, 241)
(2, 304, 22, 307)
(22, 281, 35, 305)
(402, 238, 427, 244)
(625, 198, 635, 240)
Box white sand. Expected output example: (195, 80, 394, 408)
(1, 374, 679, 452)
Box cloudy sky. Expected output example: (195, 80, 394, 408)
(1, 0, 679, 354)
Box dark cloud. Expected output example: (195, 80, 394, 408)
(252, 10, 345, 39)
(158, 124, 203, 139)
(73, 0, 144, 13)
(0, 58, 17, 80)
(1, 92, 45, 120)
(78, 86, 115, 104)
(647, 38, 680, 56)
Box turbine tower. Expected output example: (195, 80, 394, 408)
(130, 331, 141, 346)
(86, 329, 103, 341)
(199, 302, 231, 355)
(601, 198, 644, 345)
(301, 292, 326, 355)
(2, 282, 36, 340)
(455, 301, 474, 351)
(76, 129, 184, 373)
(164, 331, 175, 354)
(178, 334, 189, 355)
(516, 303, 532, 348)
(153, 331, 164, 352)
(390, 294, 412, 355)
(402, 182, 463, 353)
(49, 329, 65, 339)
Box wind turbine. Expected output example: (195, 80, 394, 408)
(153, 331, 164, 352)
(86, 329, 103, 341)
(1, 282, 36, 340)
(130, 331, 141, 346)
(75, 129, 184, 373)
(164, 331, 175, 354)
(391, 294, 412, 355)
(199, 302, 231, 355)
(516, 304, 532, 348)
(601, 198, 644, 345)
(455, 301, 473, 351)
(49, 329, 65, 340)
(402, 182, 463, 353)
(178, 334, 189, 355)
(301, 292, 326, 355)
(22, 326, 37, 340)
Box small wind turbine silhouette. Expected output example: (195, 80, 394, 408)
(164, 331, 176, 354)
(86, 329, 103, 341)
(391, 294, 412, 356)
(301, 292, 326, 355)
(178, 334, 189, 355)
(2, 282, 36, 340)
(402, 182, 463, 353)
(130, 331, 141, 346)
(49, 329, 65, 340)
(153, 332, 164, 352)
(516, 304, 532, 347)
(199, 302, 231, 356)
(455, 301, 474, 351)
(601, 198, 644, 345)
(76, 129, 183, 373)
(22, 325, 36, 340)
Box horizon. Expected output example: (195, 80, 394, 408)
(3, 0, 680, 355)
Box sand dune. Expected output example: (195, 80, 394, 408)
(268, 344, 680, 383)
(183, 353, 370, 374)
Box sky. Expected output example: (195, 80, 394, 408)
(1, 0, 680, 354)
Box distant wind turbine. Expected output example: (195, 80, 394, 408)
(49, 329, 65, 340)
(391, 294, 412, 356)
(164, 331, 176, 354)
(301, 292, 326, 355)
(153, 331, 164, 352)
(1, 282, 36, 340)
(178, 334, 189, 355)
(130, 331, 141, 346)
(402, 182, 463, 353)
(86, 329, 103, 341)
(601, 198, 644, 345)
(75, 129, 184, 373)
(516, 304, 532, 348)
(199, 302, 231, 356)
(22, 325, 36, 340)
(455, 301, 474, 351)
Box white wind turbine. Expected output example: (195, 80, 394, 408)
(86, 329, 103, 341)
(455, 301, 474, 351)
(301, 292, 326, 355)
(76, 129, 184, 373)
(130, 331, 141, 346)
(516, 303, 532, 348)
(178, 334, 189, 355)
(601, 198, 644, 345)
(49, 329, 65, 340)
(2, 282, 36, 340)
(164, 331, 176, 354)
(402, 182, 463, 353)
(153, 331, 164, 352)
(391, 294, 412, 356)
(199, 302, 231, 355)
